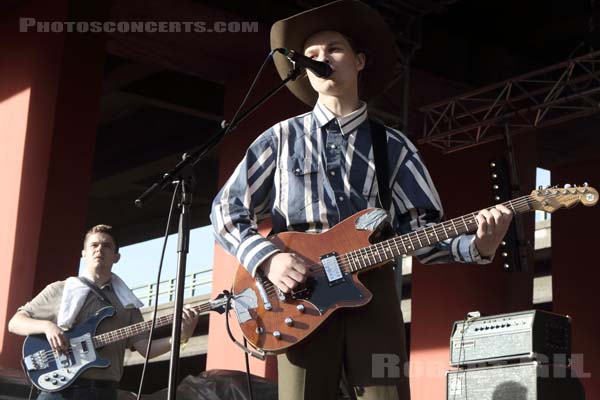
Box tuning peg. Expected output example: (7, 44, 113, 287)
(583, 182, 588, 187)
(564, 184, 572, 189)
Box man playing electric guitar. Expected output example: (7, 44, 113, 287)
(8, 224, 200, 400)
(210, 1, 513, 399)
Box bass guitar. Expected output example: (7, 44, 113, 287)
(231, 185, 598, 354)
(22, 294, 228, 392)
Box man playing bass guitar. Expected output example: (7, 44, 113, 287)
(8, 224, 200, 399)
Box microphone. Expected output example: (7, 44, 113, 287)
(275, 48, 333, 78)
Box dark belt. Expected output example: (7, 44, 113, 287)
(70, 378, 118, 389)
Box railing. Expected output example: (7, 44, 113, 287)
(131, 267, 213, 307)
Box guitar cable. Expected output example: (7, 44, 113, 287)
(27, 382, 35, 400)
(136, 181, 180, 400)
(223, 290, 267, 361)
(223, 290, 268, 400)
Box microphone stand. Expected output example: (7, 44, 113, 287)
(135, 66, 303, 400)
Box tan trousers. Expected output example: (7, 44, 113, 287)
(277, 266, 411, 400)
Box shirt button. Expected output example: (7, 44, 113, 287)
(329, 144, 336, 149)
(338, 196, 344, 202)
(294, 168, 301, 174)
(330, 171, 336, 176)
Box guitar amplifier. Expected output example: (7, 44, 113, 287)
(446, 362, 584, 400)
(450, 310, 570, 367)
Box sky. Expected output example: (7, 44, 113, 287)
(535, 167, 551, 222)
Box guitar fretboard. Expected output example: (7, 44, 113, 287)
(92, 301, 214, 348)
(342, 194, 534, 272)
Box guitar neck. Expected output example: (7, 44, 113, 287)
(344, 194, 535, 273)
(92, 301, 212, 348)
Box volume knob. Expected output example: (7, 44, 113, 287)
(284, 317, 293, 327)
(296, 304, 305, 313)
(273, 331, 282, 340)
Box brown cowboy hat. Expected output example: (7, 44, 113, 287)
(270, 0, 396, 106)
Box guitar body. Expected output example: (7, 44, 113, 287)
(232, 208, 388, 354)
(22, 307, 114, 392)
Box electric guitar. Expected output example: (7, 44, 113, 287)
(22, 294, 228, 392)
(231, 185, 598, 354)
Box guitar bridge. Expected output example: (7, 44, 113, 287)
(23, 350, 49, 371)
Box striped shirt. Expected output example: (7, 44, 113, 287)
(211, 101, 487, 275)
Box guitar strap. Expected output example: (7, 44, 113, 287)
(78, 277, 114, 307)
(369, 119, 391, 210)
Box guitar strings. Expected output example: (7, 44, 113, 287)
(38, 303, 213, 362)
(260, 192, 569, 296)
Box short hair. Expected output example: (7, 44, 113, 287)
(84, 224, 119, 253)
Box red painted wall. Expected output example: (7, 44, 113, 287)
(552, 157, 600, 400)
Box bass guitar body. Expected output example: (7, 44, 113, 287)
(22, 307, 114, 392)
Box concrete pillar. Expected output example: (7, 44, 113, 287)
(0, 1, 107, 368)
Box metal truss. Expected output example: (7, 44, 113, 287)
(419, 51, 600, 153)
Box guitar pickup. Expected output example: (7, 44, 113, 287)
(254, 275, 272, 311)
(320, 253, 345, 286)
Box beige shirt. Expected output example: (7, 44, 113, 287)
(19, 280, 146, 382)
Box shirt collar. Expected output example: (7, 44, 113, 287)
(313, 101, 368, 136)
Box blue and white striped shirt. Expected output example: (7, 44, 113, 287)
(211, 101, 486, 275)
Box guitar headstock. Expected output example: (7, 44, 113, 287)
(530, 184, 598, 213)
